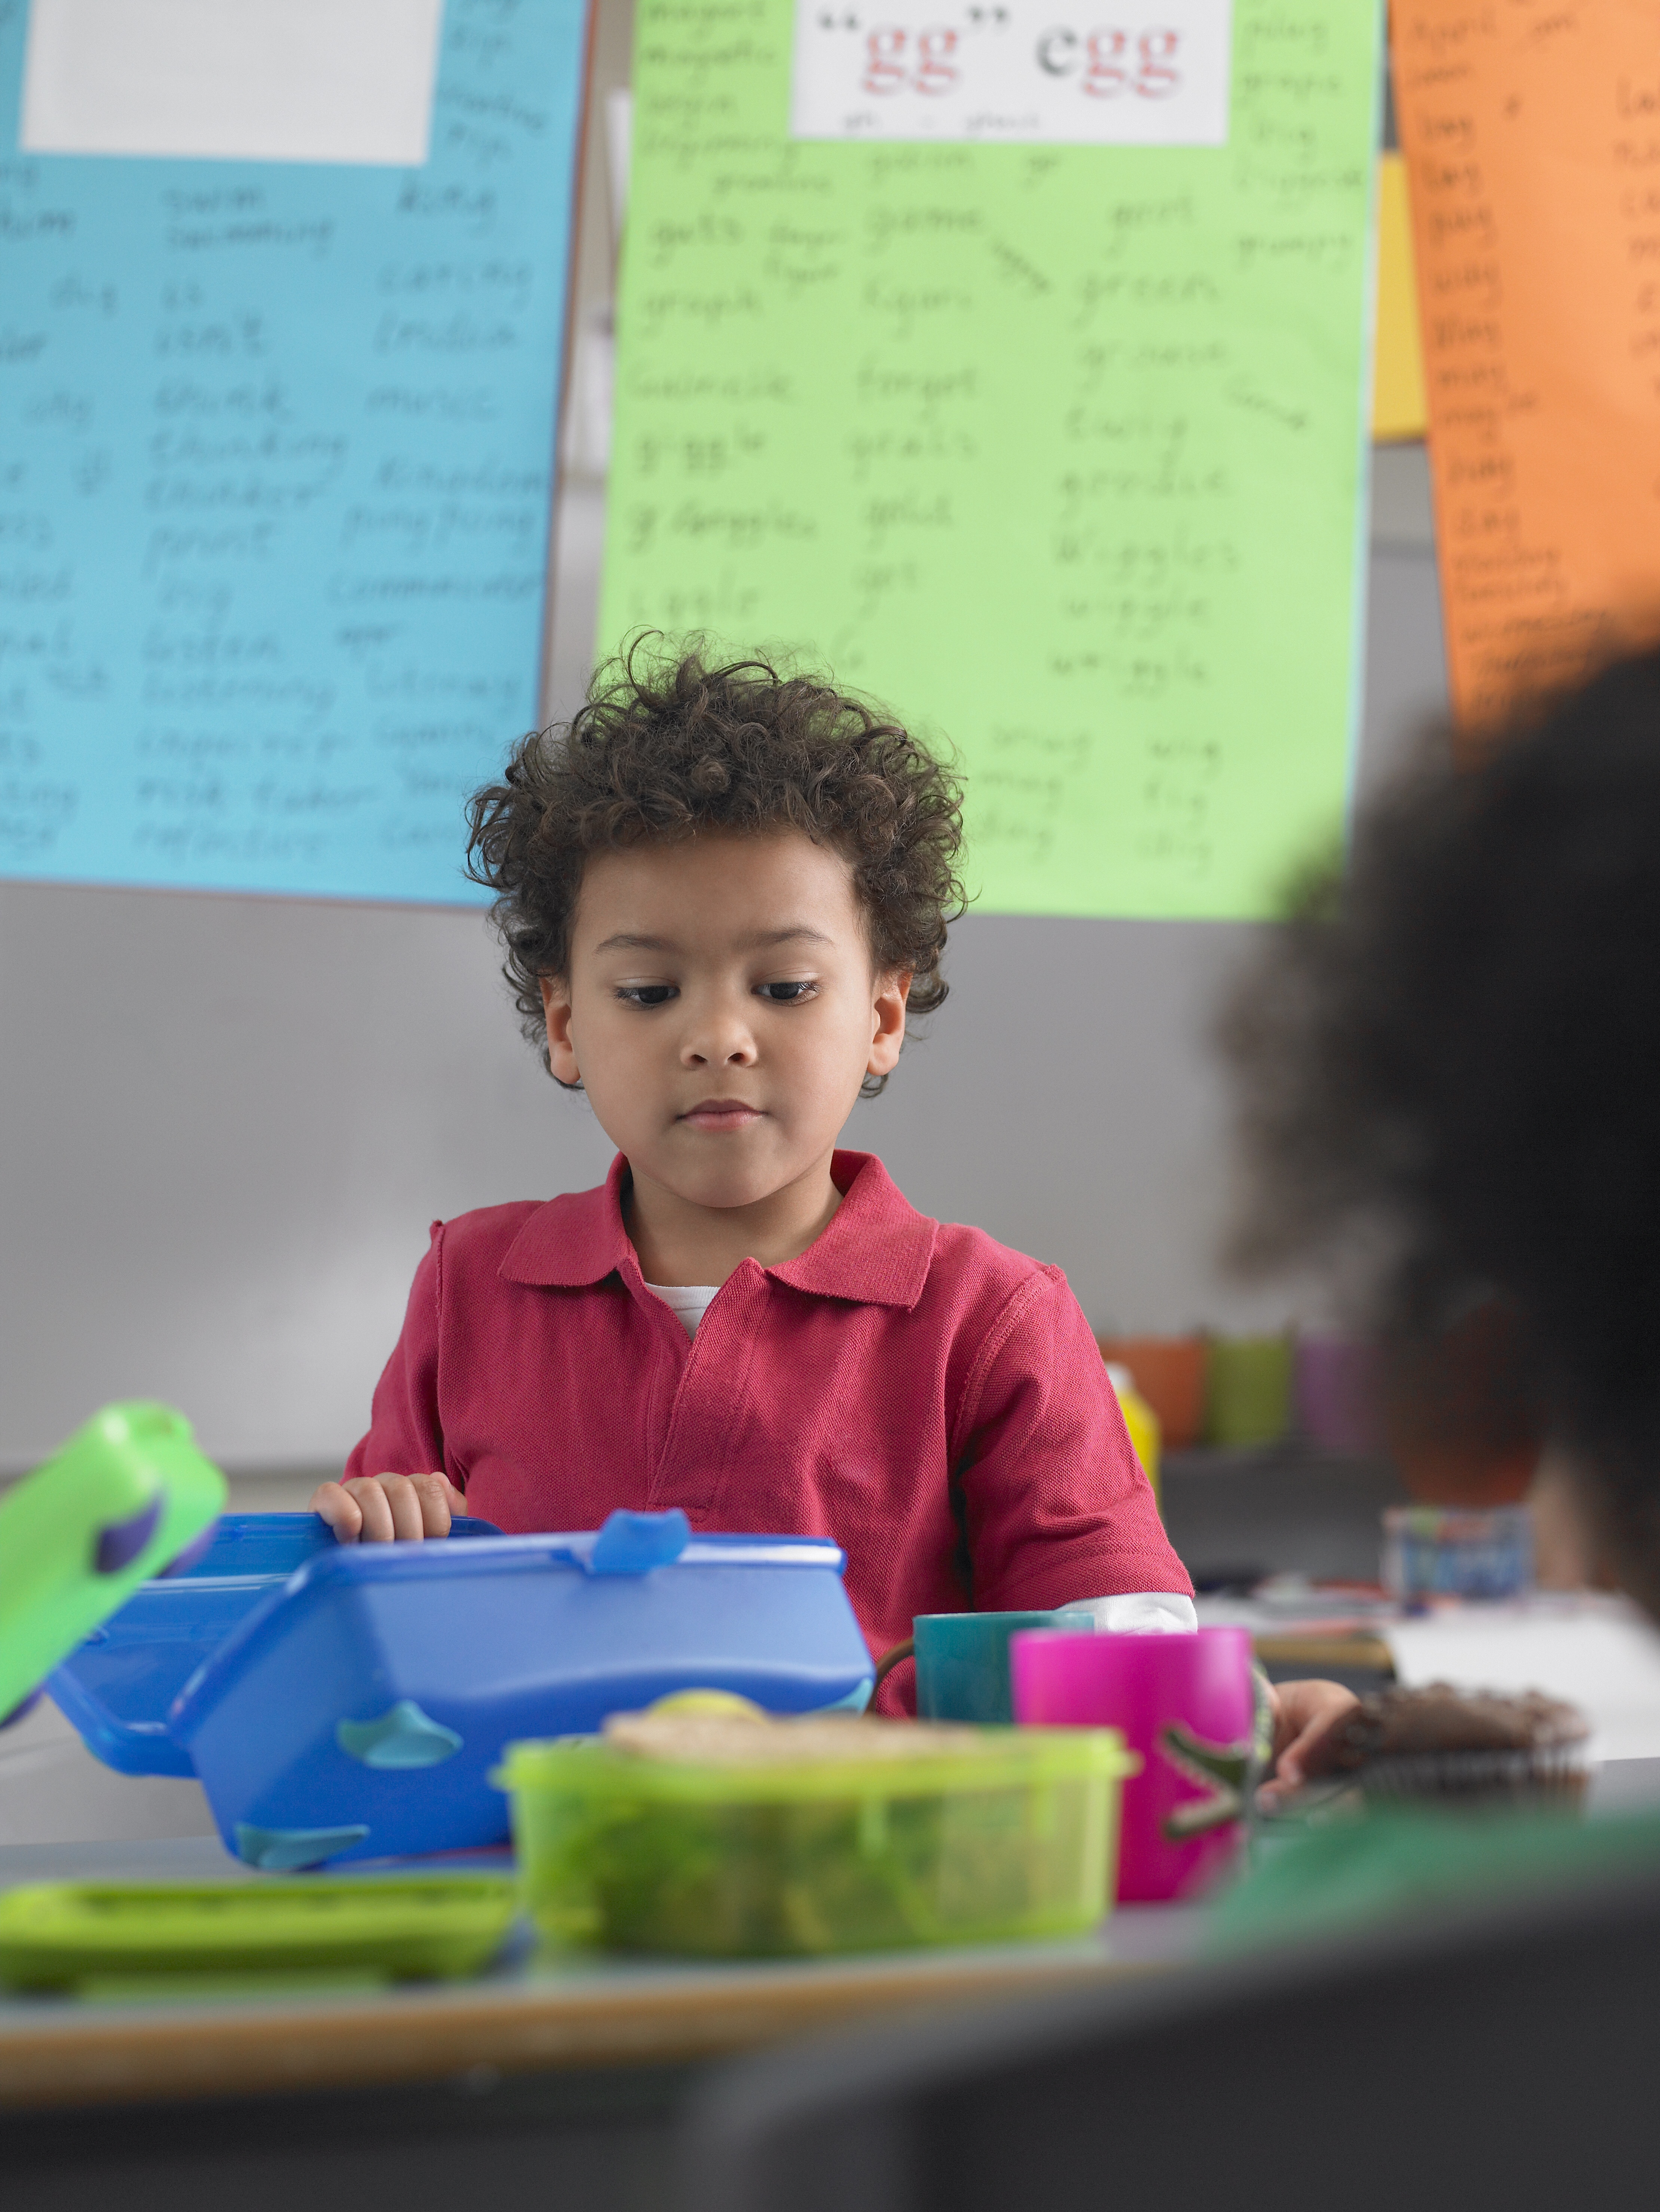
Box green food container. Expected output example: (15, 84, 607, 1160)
(0, 1875, 519, 1992)
(499, 1722, 1135, 1958)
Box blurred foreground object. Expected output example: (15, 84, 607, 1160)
(0, 1402, 225, 1727)
(1220, 647, 1660, 1621)
(1380, 1303, 1542, 1505)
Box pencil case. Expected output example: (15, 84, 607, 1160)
(50, 1510, 503, 1777)
(0, 1874, 519, 1991)
(0, 1402, 227, 1728)
(164, 1511, 876, 1869)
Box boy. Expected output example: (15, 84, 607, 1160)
(313, 646, 1198, 1709)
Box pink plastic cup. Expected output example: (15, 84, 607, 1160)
(1010, 1628, 1257, 1903)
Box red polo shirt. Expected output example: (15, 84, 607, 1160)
(346, 1151, 1190, 1703)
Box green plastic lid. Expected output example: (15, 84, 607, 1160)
(498, 1719, 1135, 1806)
(0, 1402, 228, 1722)
(0, 1874, 520, 1990)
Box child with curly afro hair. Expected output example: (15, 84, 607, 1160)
(312, 643, 1194, 1710)
(1224, 642, 1660, 1633)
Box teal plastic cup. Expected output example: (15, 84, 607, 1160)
(913, 1609, 1096, 1724)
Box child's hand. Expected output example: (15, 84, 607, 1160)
(309, 1472, 463, 1543)
(1258, 1677, 1361, 1806)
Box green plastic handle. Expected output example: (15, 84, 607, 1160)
(0, 1402, 228, 1723)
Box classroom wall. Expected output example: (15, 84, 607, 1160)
(0, 455, 1446, 1474)
(0, 0, 1450, 1475)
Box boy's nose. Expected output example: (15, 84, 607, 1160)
(682, 1012, 757, 1066)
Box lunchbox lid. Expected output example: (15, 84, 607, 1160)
(156, 1510, 505, 1585)
(166, 1510, 850, 1742)
(271, 1510, 846, 1590)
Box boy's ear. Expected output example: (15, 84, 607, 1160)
(867, 970, 911, 1079)
(540, 975, 580, 1085)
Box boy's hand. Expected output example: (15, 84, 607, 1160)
(309, 1472, 463, 1544)
(1257, 1677, 1361, 1806)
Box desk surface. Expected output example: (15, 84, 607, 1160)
(12, 1764, 1655, 2116)
(0, 1839, 1205, 2112)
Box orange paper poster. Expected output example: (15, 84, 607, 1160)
(1393, 1, 1660, 725)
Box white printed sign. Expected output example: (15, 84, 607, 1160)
(21, 0, 445, 166)
(791, 0, 1232, 144)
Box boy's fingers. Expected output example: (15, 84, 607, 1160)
(378, 1476, 428, 1541)
(409, 1472, 455, 1538)
(310, 1481, 363, 1544)
(344, 1476, 398, 1542)
(313, 1473, 454, 1543)
(1255, 1681, 1363, 1807)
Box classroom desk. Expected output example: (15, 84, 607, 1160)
(0, 1838, 1206, 2114)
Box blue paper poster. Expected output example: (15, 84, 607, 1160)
(0, 0, 588, 903)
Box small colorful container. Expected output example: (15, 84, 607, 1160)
(1295, 1335, 1382, 1454)
(1096, 1336, 1207, 1450)
(1204, 1335, 1295, 1449)
(1104, 1365, 1162, 1506)
(500, 1716, 1135, 1957)
(912, 1609, 1095, 1725)
(1382, 1505, 1535, 1602)
(1011, 1626, 1263, 1903)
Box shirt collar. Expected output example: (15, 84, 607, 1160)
(498, 1149, 937, 1310)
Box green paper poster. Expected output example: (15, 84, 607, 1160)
(601, 0, 1381, 919)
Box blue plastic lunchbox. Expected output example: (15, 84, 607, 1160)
(162, 1509, 875, 1869)
(49, 1512, 504, 1776)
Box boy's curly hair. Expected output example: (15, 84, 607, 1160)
(1220, 646, 1660, 1599)
(465, 640, 965, 1097)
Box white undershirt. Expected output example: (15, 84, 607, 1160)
(644, 1282, 1197, 1634)
(647, 1281, 722, 1336)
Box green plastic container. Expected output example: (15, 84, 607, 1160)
(0, 1402, 227, 1725)
(500, 1724, 1135, 1958)
(0, 1875, 519, 1991)
(1204, 1335, 1295, 1449)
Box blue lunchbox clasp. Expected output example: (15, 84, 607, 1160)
(584, 1508, 691, 1576)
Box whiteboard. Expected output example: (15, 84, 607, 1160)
(0, 0, 589, 904)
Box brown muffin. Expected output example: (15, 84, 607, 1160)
(1306, 1683, 1590, 1804)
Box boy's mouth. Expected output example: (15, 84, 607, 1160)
(678, 1097, 764, 1130)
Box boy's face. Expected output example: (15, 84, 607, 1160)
(540, 830, 909, 1216)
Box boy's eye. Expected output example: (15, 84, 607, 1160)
(617, 984, 678, 1007)
(756, 979, 817, 1003)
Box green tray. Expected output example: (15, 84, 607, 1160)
(0, 1875, 520, 1991)
(0, 1401, 228, 1723)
